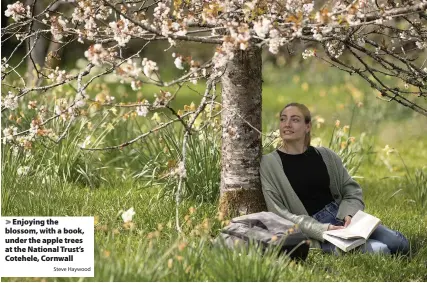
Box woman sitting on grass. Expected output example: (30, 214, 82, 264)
(260, 102, 410, 255)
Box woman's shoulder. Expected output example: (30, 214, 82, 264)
(260, 150, 280, 166)
(261, 150, 277, 160)
(313, 146, 339, 157)
(313, 146, 344, 167)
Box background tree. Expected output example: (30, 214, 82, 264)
(2, 0, 426, 226)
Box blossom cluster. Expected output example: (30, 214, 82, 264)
(302, 49, 316, 59)
(2, 91, 19, 110)
(84, 44, 116, 66)
(4, 1, 30, 21)
(3, 126, 18, 144)
(49, 16, 69, 41)
(141, 58, 159, 79)
(136, 103, 149, 117)
(108, 16, 141, 46)
(48, 67, 70, 83)
(72, 0, 111, 41)
(2, 0, 426, 151)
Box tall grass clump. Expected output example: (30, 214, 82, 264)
(378, 144, 427, 210)
(130, 118, 221, 203)
(398, 158, 427, 210)
(1, 120, 106, 189)
(406, 167, 427, 209)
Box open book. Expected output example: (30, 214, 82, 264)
(322, 210, 381, 252)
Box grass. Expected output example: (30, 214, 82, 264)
(2, 64, 427, 281)
(1, 173, 427, 281)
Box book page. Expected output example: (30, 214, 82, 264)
(323, 210, 381, 240)
(323, 234, 366, 252)
(323, 227, 362, 239)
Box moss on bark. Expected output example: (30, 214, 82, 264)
(218, 188, 267, 218)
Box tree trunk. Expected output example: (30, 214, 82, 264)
(219, 46, 267, 217)
(26, 0, 49, 85)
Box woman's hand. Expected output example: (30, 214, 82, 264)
(328, 224, 344, 230)
(344, 215, 352, 227)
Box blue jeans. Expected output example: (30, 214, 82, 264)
(312, 202, 410, 255)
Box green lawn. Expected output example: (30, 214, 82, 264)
(2, 169, 427, 281)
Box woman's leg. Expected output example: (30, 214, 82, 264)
(368, 224, 410, 255)
(358, 239, 391, 254)
(311, 202, 342, 254)
(311, 202, 343, 226)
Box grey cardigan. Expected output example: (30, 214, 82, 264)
(259, 147, 365, 248)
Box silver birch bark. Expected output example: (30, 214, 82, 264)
(219, 46, 267, 217)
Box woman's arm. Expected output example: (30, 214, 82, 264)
(331, 151, 365, 220)
(260, 168, 330, 242)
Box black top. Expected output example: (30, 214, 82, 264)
(277, 146, 334, 215)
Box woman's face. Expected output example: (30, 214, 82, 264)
(279, 106, 311, 144)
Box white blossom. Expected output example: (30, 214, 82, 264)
(2, 91, 19, 110)
(48, 67, 69, 83)
(326, 40, 345, 58)
(322, 26, 333, 35)
(174, 57, 184, 69)
(375, 18, 383, 24)
(131, 81, 140, 90)
(399, 32, 408, 40)
(302, 3, 314, 14)
(176, 161, 187, 178)
(153, 2, 170, 19)
(136, 105, 149, 116)
(415, 41, 427, 50)
(2, 126, 18, 144)
(168, 37, 176, 47)
(4, 1, 30, 21)
(72, 0, 110, 23)
(50, 16, 68, 41)
(253, 17, 271, 38)
(141, 58, 159, 78)
(84, 44, 115, 66)
(268, 29, 282, 54)
(121, 207, 135, 223)
(17, 166, 30, 176)
(120, 59, 142, 78)
(213, 40, 236, 69)
(302, 49, 315, 59)
(357, 37, 365, 47)
(84, 17, 97, 40)
(29, 120, 40, 136)
(75, 99, 86, 108)
(109, 16, 134, 46)
(28, 100, 37, 110)
(313, 32, 323, 41)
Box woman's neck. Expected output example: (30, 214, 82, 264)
(279, 142, 307, 154)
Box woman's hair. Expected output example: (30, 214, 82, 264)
(279, 102, 312, 149)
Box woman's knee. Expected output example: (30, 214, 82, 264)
(388, 231, 410, 255)
(371, 225, 410, 255)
